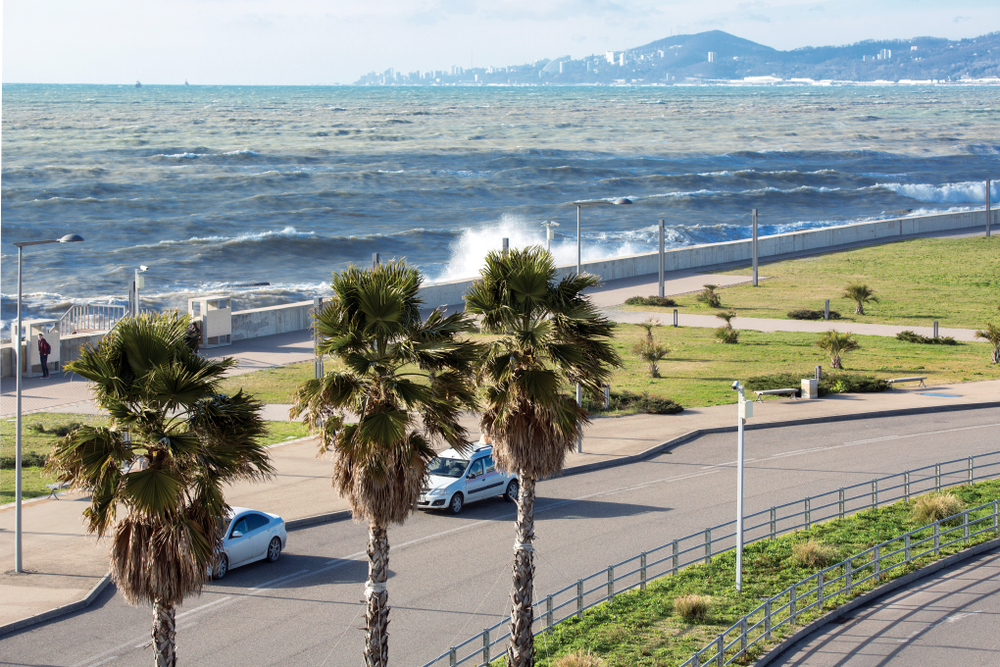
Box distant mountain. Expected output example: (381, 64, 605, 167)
(355, 30, 1000, 86)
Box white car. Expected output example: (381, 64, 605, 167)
(212, 507, 287, 580)
(418, 443, 519, 514)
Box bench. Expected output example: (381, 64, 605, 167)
(45, 481, 70, 499)
(754, 388, 799, 402)
(887, 376, 927, 388)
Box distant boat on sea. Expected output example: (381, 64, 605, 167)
(184, 79, 190, 86)
(135, 80, 142, 88)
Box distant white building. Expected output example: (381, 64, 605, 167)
(619, 52, 626, 66)
(708, 51, 716, 63)
(606, 51, 616, 64)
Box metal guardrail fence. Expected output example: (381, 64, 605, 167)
(422, 451, 1000, 667)
(681, 499, 1000, 667)
(59, 304, 126, 337)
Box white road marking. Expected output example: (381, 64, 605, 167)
(897, 610, 982, 643)
(175, 595, 231, 619)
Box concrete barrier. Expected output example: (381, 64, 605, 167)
(2, 208, 995, 378)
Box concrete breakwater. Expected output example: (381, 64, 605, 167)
(2, 208, 994, 379)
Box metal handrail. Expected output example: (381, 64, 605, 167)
(680, 499, 1000, 667)
(422, 451, 1000, 667)
(58, 304, 127, 337)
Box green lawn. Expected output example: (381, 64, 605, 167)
(0, 413, 308, 502)
(620, 237, 1000, 330)
(530, 480, 1000, 667)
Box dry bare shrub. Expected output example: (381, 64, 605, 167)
(551, 649, 608, 667)
(674, 594, 711, 622)
(792, 540, 838, 568)
(912, 492, 964, 524)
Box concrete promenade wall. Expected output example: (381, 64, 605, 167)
(416, 208, 997, 309)
(1, 208, 994, 379)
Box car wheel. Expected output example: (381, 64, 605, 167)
(267, 537, 282, 563)
(213, 554, 229, 580)
(448, 493, 464, 515)
(504, 479, 519, 503)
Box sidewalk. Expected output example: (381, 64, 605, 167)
(1, 271, 998, 635)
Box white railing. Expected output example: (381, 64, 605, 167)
(59, 304, 127, 337)
(681, 499, 1000, 667)
(422, 451, 1000, 667)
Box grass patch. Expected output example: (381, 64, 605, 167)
(0, 413, 308, 502)
(620, 237, 1000, 330)
(532, 479, 1000, 667)
(210, 325, 998, 412)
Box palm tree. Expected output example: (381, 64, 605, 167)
(47, 313, 273, 667)
(843, 283, 879, 315)
(290, 261, 480, 667)
(815, 329, 861, 369)
(634, 318, 668, 377)
(465, 247, 621, 667)
(974, 322, 1000, 364)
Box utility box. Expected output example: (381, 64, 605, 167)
(188, 296, 232, 348)
(10, 319, 60, 377)
(739, 399, 753, 420)
(801, 378, 818, 399)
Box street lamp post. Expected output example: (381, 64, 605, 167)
(732, 380, 752, 592)
(12, 234, 85, 573)
(569, 198, 632, 453)
(541, 220, 559, 253)
(133, 265, 148, 318)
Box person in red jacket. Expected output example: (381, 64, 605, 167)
(37, 333, 51, 378)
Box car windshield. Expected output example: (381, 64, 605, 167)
(427, 457, 468, 479)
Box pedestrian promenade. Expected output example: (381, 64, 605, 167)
(1, 270, 997, 635)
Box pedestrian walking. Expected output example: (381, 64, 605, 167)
(38, 333, 52, 378)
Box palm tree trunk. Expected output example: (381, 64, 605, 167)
(831, 354, 843, 369)
(855, 302, 864, 315)
(507, 475, 536, 667)
(364, 522, 390, 667)
(152, 599, 176, 667)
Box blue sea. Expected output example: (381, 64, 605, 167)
(2, 83, 999, 331)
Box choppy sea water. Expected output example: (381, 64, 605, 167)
(2, 83, 999, 331)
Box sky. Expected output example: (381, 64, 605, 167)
(3, 0, 999, 85)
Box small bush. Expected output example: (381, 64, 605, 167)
(714, 326, 740, 344)
(787, 308, 841, 321)
(674, 594, 711, 622)
(0, 452, 48, 470)
(624, 295, 677, 308)
(912, 492, 964, 524)
(896, 330, 958, 345)
(581, 390, 683, 415)
(551, 650, 608, 667)
(697, 285, 722, 308)
(793, 540, 838, 568)
(27, 421, 82, 437)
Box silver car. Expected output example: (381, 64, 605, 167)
(212, 507, 287, 580)
(418, 443, 519, 514)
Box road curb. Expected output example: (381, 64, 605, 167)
(0, 573, 111, 638)
(756, 537, 1000, 666)
(558, 400, 1000, 479)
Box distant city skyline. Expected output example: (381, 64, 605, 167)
(3, 0, 999, 85)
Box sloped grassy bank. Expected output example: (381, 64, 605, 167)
(528, 479, 1000, 667)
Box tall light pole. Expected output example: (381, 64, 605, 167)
(732, 380, 752, 592)
(569, 197, 632, 452)
(12, 233, 85, 573)
(541, 220, 559, 253)
(133, 265, 148, 318)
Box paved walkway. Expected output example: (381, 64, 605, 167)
(1, 270, 997, 635)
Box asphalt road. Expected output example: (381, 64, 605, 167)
(769, 547, 1000, 666)
(1, 408, 998, 667)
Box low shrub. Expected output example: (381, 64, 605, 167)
(697, 285, 722, 308)
(551, 650, 608, 667)
(896, 330, 958, 345)
(792, 540, 838, 568)
(674, 594, 711, 622)
(745, 372, 889, 397)
(0, 452, 48, 470)
(787, 308, 841, 321)
(28, 422, 82, 437)
(624, 295, 677, 308)
(912, 492, 964, 524)
(714, 326, 740, 344)
(582, 390, 684, 415)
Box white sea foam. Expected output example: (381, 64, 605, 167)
(879, 181, 996, 203)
